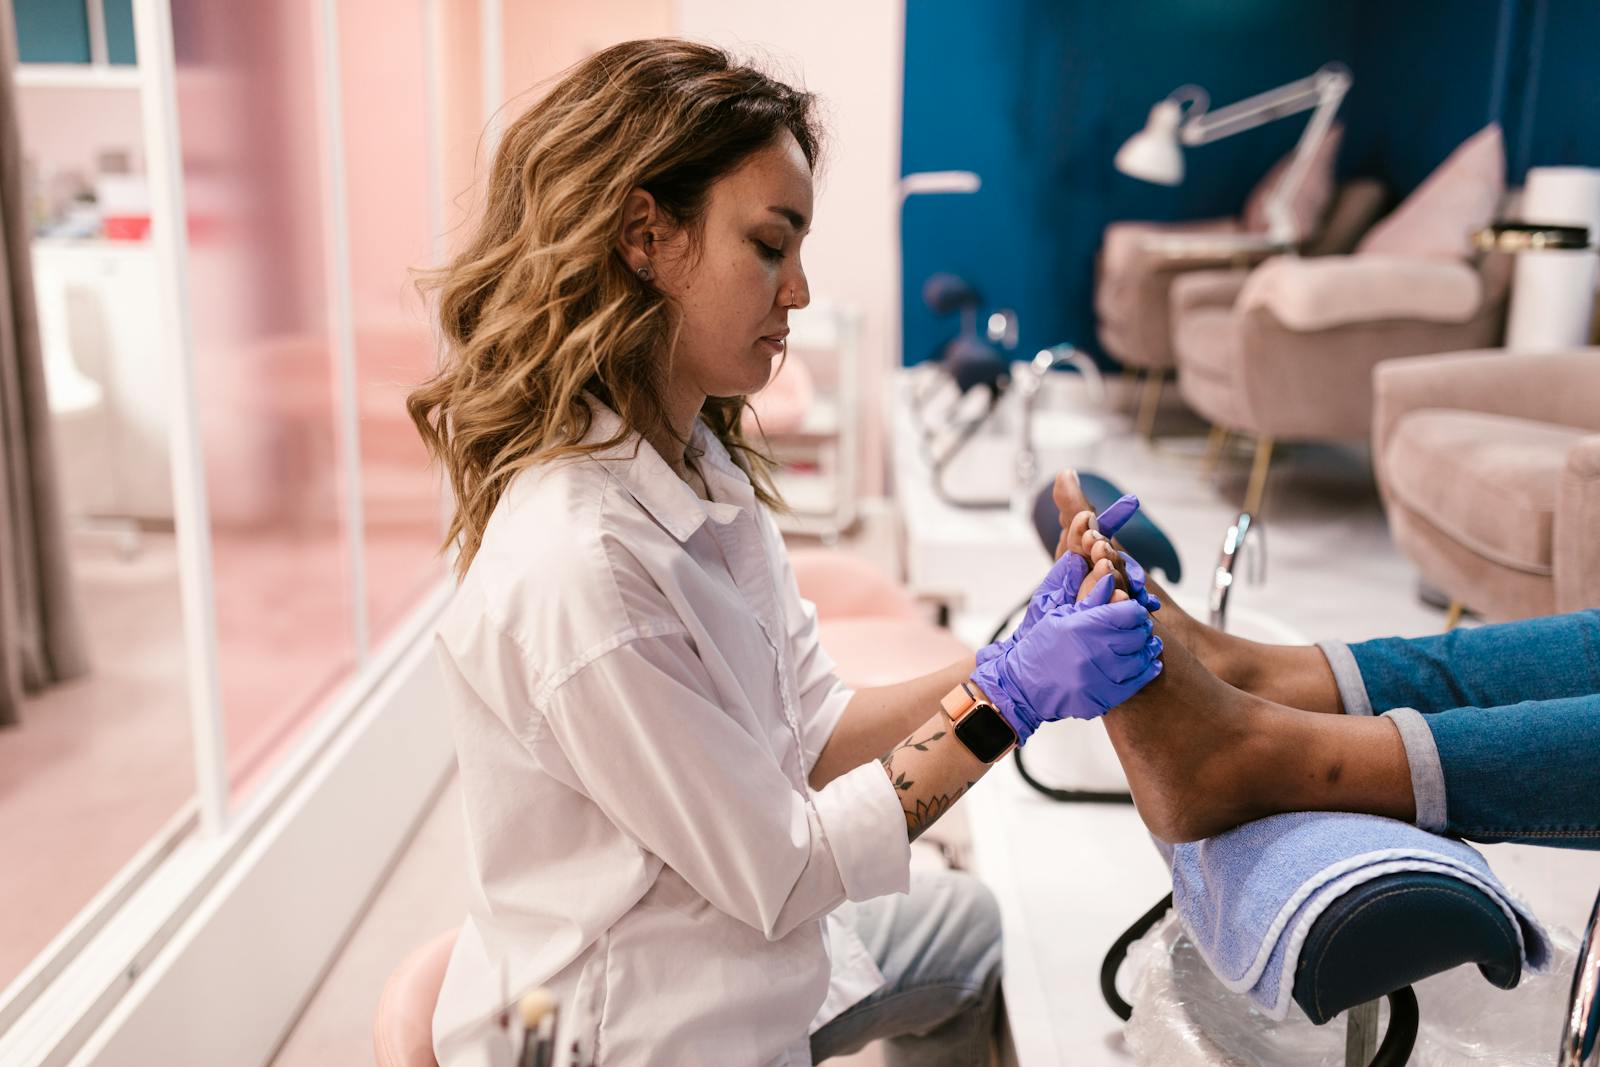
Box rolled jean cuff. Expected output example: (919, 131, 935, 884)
(1380, 707, 1448, 834)
(1316, 640, 1373, 717)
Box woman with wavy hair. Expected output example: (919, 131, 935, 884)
(411, 39, 1160, 1066)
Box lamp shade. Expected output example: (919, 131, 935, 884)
(1115, 100, 1184, 185)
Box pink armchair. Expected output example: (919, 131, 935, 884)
(1169, 124, 1511, 514)
(1373, 348, 1600, 622)
(1171, 251, 1511, 512)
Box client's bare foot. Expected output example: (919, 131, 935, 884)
(1051, 474, 1233, 679)
(1052, 472, 1344, 715)
(1101, 624, 1268, 843)
(1102, 624, 1416, 843)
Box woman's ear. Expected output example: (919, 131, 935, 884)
(617, 187, 658, 275)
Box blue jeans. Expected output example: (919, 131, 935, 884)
(810, 869, 1003, 1066)
(1319, 609, 1600, 848)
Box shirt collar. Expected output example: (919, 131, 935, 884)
(582, 394, 751, 542)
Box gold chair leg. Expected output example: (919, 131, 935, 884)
(1242, 435, 1275, 515)
(1443, 600, 1465, 631)
(1203, 424, 1230, 475)
(1125, 368, 1146, 415)
(1136, 371, 1165, 441)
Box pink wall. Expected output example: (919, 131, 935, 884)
(500, 0, 674, 108)
(438, 0, 486, 251)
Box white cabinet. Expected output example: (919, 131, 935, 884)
(32, 238, 171, 522)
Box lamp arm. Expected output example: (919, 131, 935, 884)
(1261, 82, 1347, 241)
(1180, 63, 1352, 146)
(1176, 63, 1352, 244)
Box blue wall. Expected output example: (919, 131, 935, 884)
(11, 0, 138, 65)
(900, 0, 1600, 367)
(12, 0, 91, 63)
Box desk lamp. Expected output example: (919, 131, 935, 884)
(1117, 62, 1352, 247)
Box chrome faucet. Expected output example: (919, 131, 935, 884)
(1208, 511, 1265, 630)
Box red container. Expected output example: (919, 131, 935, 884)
(103, 214, 151, 241)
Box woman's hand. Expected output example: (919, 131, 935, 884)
(977, 492, 1144, 667)
(971, 576, 1163, 743)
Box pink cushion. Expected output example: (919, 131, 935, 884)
(1358, 124, 1504, 260)
(373, 929, 458, 1067)
(742, 354, 815, 437)
(788, 548, 923, 622)
(1242, 123, 1344, 240)
(1384, 409, 1583, 573)
(1237, 254, 1482, 331)
(818, 618, 973, 689)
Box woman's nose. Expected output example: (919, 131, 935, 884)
(786, 265, 811, 309)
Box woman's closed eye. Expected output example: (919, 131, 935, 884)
(753, 238, 785, 262)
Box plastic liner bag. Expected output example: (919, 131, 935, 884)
(1122, 913, 1578, 1066)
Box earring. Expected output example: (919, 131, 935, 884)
(636, 264, 654, 282)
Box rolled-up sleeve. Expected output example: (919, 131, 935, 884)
(537, 628, 909, 942)
(810, 761, 912, 901)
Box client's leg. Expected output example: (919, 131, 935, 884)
(1401, 693, 1600, 847)
(1337, 609, 1600, 715)
(1332, 609, 1600, 847)
(1101, 623, 1415, 844)
(1104, 620, 1600, 849)
(1053, 473, 1343, 713)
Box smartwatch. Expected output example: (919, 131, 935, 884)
(940, 681, 1018, 763)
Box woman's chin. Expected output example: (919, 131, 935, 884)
(734, 355, 780, 394)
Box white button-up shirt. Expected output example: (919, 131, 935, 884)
(431, 398, 912, 1066)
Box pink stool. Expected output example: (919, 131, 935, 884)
(788, 549, 923, 623)
(819, 618, 972, 689)
(373, 928, 457, 1067)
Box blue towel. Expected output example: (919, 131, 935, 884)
(1168, 811, 1552, 1019)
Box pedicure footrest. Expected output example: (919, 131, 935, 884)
(1101, 872, 1525, 1066)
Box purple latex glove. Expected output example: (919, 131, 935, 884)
(1118, 551, 1162, 614)
(976, 493, 1145, 667)
(976, 552, 1090, 666)
(971, 575, 1163, 743)
(1094, 493, 1140, 540)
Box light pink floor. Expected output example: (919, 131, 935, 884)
(0, 532, 191, 988)
(0, 524, 445, 991)
(1, 409, 444, 992)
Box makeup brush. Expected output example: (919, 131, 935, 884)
(517, 988, 557, 1067)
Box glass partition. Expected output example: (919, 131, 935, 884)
(3, 68, 192, 994)
(337, 0, 448, 645)
(2, 0, 460, 1021)
(169, 0, 356, 791)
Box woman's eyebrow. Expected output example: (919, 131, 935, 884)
(767, 206, 810, 233)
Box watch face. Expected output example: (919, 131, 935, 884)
(954, 704, 1015, 763)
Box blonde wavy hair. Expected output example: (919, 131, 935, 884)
(408, 39, 824, 580)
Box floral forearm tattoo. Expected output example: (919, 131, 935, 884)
(879, 727, 973, 842)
